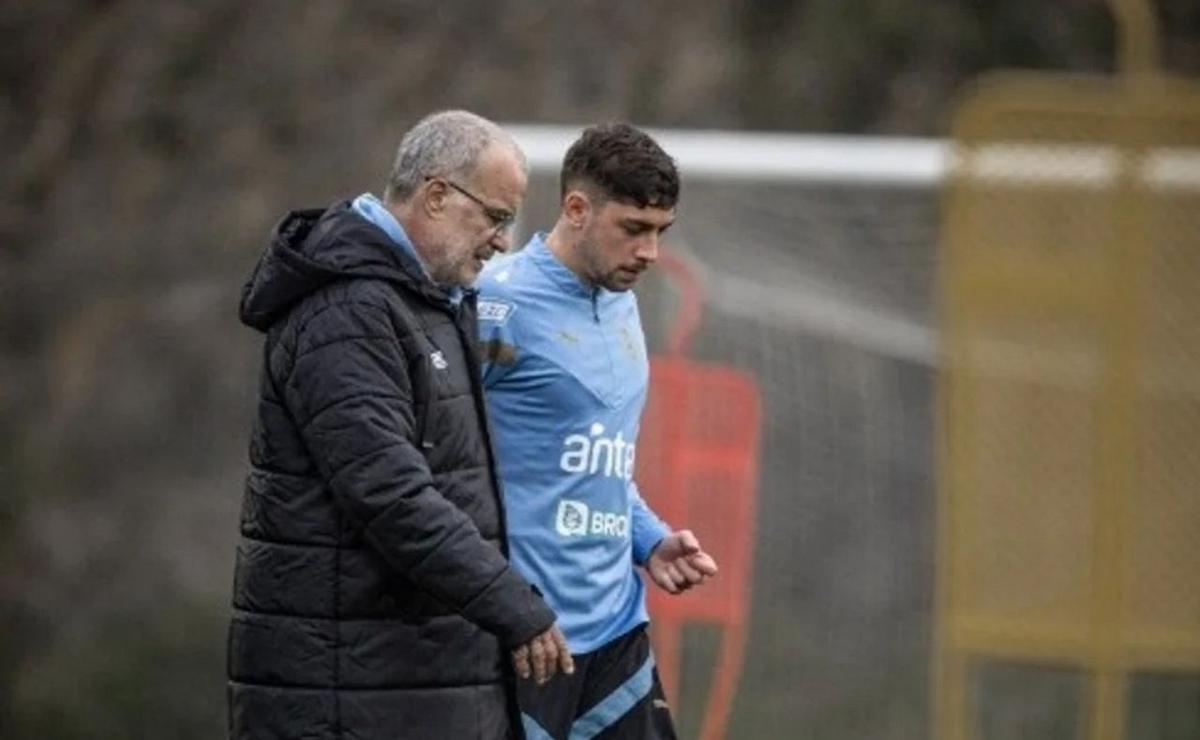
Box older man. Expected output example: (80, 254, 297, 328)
(229, 110, 571, 740)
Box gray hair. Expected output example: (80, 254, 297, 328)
(383, 110, 525, 203)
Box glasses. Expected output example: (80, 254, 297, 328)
(425, 176, 516, 234)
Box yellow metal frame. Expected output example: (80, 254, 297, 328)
(933, 4, 1200, 734)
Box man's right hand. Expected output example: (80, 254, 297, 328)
(511, 624, 574, 685)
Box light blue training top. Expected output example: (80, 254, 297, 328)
(477, 233, 669, 654)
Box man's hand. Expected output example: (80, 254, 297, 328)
(511, 624, 574, 685)
(646, 529, 719, 595)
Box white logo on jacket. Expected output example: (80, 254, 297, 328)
(559, 423, 635, 481)
(477, 299, 515, 324)
(430, 351, 448, 370)
(555, 500, 589, 536)
(555, 499, 629, 539)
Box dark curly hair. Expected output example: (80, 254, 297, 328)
(560, 123, 679, 209)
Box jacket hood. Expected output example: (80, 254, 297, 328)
(239, 201, 438, 331)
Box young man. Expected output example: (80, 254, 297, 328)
(477, 123, 718, 740)
(230, 110, 571, 740)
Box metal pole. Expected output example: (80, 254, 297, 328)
(1109, 0, 1161, 76)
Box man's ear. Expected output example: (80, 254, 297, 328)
(423, 179, 449, 219)
(562, 190, 592, 229)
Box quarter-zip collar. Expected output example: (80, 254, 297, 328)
(528, 232, 595, 300)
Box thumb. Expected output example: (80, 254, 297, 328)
(676, 529, 701, 555)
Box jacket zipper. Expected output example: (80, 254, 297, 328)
(453, 293, 513, 558)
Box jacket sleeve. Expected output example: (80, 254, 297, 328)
(282, 298, 554, 647)
(629, 480, 670, 565)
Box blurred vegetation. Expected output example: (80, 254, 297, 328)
(9, 601, 225, 739)
(1, 1, 1196, 737)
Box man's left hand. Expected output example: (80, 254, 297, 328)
(645, 529, 718, 595)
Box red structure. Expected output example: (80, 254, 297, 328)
(636, 249, 762, 740)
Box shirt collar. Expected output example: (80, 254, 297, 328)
(527, 232, 595, 299)
(352, 192, 463, 306)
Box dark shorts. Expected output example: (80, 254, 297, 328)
(517, 625, 677, 740)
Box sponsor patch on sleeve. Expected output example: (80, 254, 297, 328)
(477, 298, 516, 325)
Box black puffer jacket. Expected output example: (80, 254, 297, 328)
(228, 202, 555, 740)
